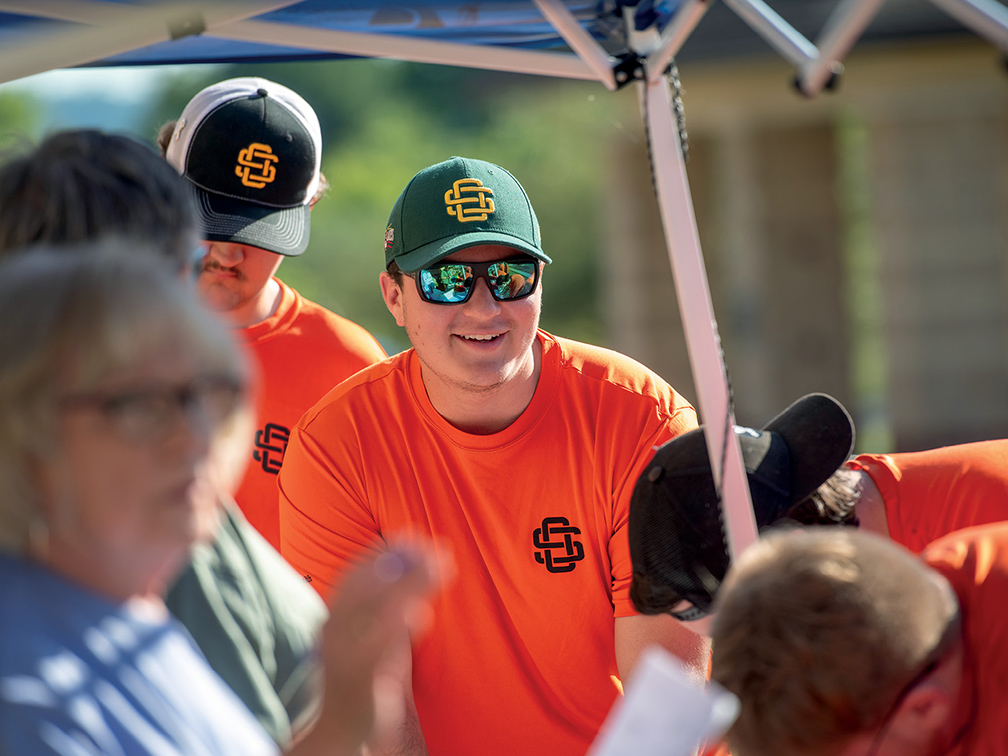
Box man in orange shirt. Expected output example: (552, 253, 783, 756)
(163, 77, 387, 550)
(792, 440, 1008, 553)
(278, 156, 705, 756)
(629, 393, 1008, 616)
(711, 524, 1008, 756)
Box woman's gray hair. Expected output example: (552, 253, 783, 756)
(0, 244, 249, 554)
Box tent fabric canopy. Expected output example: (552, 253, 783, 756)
(1, 0, 1006, 604)
(0, 1, 653, 82)
(1, 0, 1004, 89)
(0, 1, 677, 59)
(84, 1, 631, 63)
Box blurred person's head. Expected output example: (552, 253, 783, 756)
(0, 129, 200, 274)
(0, 247, 251, 596)
(711, 528, 963, 756)
(163, 77, 326, 326)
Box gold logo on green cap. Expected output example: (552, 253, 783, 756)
(445, 178, 495, 222)
(235, 142, 279, 189)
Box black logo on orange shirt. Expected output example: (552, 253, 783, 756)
(253, 422, 290, 474)
(533, 517, 584, 573)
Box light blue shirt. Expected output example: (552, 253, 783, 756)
(0, 554, 278, 756)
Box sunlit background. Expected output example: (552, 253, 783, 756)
(2, 2, 1006, 454)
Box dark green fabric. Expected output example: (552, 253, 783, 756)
(165, 500, 327, 747)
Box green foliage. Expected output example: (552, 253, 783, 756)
(835, 114, 893, 453)
(0, 91, 41, 154)
(139, 66, 240, 144)
(141, 59, 639, 350)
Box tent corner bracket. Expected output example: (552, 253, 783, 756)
(612, 52, 643, 89)
(168, 12, 206, 41)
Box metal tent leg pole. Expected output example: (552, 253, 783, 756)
(720, 0, 818, 68)
(636, 75, 760, 565)
(798, 0, 887, 95)
(928, 0, 1008, 51)
(645, 0, 712, 83)
(532, 0, 618, 89)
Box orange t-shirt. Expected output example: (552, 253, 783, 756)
(849, 440, 1008, 553)
(922, 522, 1008, 756)
(278, 331, 698, 756)
(235, 278, 386, 550)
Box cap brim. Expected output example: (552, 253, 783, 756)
(393, 231, 551, 273)
(190, 185, 310, 257)
(763, 393, 855, 503)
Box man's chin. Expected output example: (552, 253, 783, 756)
(197, 281, 241, 313)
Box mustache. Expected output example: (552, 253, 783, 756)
(200, 258, 244, 281)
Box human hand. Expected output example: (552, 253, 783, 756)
(303, 543, 441, 756)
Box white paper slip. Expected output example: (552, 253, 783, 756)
(587, 646, 740, 756)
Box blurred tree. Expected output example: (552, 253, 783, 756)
(0, 90, 41, 154)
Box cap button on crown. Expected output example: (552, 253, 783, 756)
(257, 88, 268, 97)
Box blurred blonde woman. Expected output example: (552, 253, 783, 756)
(0, 128, 329, 746)
(0, 248, 437, 755)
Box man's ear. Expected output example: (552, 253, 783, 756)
(379, 271, 407, 328)
(887, 682, 955, 747)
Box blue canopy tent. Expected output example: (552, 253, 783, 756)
(2, 0, 1006, 631)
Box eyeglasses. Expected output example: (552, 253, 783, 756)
(409, 257, 540, 305)
(862, 608, 962, 756)
(60, 374, 243, 443)
(190, 243, 211, 278)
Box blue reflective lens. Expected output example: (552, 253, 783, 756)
(415, 259, 539, 304)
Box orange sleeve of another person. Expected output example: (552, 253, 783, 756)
(849, 439, 1008, 554)
(276, 356, 409, 596)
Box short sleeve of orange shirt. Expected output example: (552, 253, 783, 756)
(848, 439, 1008, 553)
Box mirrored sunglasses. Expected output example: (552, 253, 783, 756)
(411, 258, 540, 305)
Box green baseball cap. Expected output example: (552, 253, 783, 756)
(384, 156, 552, 273)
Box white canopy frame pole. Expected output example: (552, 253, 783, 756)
(213, 19, 598, 81)
(928, 0, 1008, 51)
(628, 24, 760, 565)
(645, 0, 712, 84)
(0, 0, 300, 85)
(0, 0, 300, 24)
(532, 0, 618, 89)
(720, 0, 818, 68)
(797, 0, 887, 96)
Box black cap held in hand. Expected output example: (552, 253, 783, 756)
(629, 393, 854, 620)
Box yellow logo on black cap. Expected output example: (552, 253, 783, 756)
(445, 178, 494, 222)
(235, 143, 279, 188)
